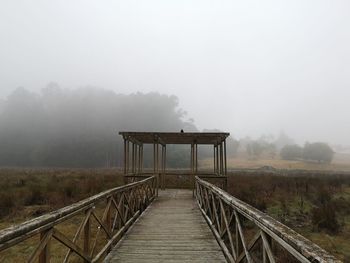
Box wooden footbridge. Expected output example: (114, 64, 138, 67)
(0, 132, 341, 262)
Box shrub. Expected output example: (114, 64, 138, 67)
(311, 203, 339, 233)
(280, 144, 303, 160)
(0, 192, 15, 217)
(315, 187, 332, 206)
(25, 185, 45, 205)
(63, 183, 78, 199)
(303, 142, 334, 163)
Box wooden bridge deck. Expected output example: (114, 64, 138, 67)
(104, 189, 226, 263)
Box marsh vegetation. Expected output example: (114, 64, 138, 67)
(0, 167, 349, 261)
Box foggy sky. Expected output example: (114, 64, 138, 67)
(1, 0, 349, 145)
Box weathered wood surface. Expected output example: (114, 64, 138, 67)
(0, 176, 156, 263)
(195, 176, 342, 263)
(104, 189, 226, 263)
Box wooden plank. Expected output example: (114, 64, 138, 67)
(118, 132, 230, 145)
(104, 189, 226, 263)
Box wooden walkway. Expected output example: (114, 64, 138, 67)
(104, 189, 226, 263)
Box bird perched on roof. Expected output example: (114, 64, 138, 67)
(180, 129, 184, 133)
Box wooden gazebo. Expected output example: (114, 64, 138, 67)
(119, 131, 230, 190)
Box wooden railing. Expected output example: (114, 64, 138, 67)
(195, 176, 341, 263)
(125, 172, 227, 192)
(0, 176, 156, 263)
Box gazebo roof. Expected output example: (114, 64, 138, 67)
(119, 132, 230, 145)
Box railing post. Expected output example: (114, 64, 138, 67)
(39, 229, 50, 263)
(153, 177, 157, 198)
(84, 210, 91, 263)
(194, 178, 197, 199)
(235, 214, 242, 258)
(107, 197, 112, 233)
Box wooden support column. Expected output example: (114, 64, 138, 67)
(131, 143, 134, 173)
(155, 142, 159, 191)
(220, 142, 224, 175)
(136, 144, 139, 173)
(126, 140, 130, 174)
(161, 145, 165, 189)
(156, 143, 159, 174)
(190, 143, 194, 174)
(131, 143, 135, 174)
(216, 144, 219, 175)
(213, 145, 216, 174)
(163, 145, 166, 189)
(218, 144, 221, 175)
(123, 138, 127, 175)
(153, 143, 158, 196)
(153, 143, 156, 173)
(137, 144, 141, 173)
(195, 143, 198, 174)
(135, 144, 138, 173)
(134, 143, 137, 173)
(140, 144, 144, 172)
(160, 145, 163, 189)
(191, 143, 194, 195)
(224, 139, 227, 175)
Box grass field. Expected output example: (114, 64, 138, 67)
(0, 168, 123, 227)
(200, 152, 350, 171)
(0, 161, 350, 261)
(0, 169, 124, 262)
(226, 172, 350, 262)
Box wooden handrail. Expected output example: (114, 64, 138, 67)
(195, 176, 341, 263)
(0, 176, 156, 262)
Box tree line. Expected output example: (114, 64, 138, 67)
(0, 84, 240, 168)
(238, 133, 334, 163)
(0, 85, 197, 167)
(0, 84, 334, 167)
(280, 143, 334, 163)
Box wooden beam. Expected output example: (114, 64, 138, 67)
(153, 143, 156, 174)
(220, 143, 224, 175)
(84, 211, 90, 263)
(164, 145, 166, 188)
(36, 229, 52, 263)
(195, 144, 198, 174)
(224, 139, 227, 175)
(126, 140, 130, 174)
(123, 139, 127, 175)
(213, 145, 216, 174)
(161, 146, 165, 189)
(191, 144, 194, 174)
(131, 143, 135, 174)
(119, 131, 230, 144)
(140, 144, 144, 172)
(216, 145, 219, 175)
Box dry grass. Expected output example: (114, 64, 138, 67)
(199, 152, 350, 171)
(1, 167, 350, 261)
(0, 168, 124, 262)
(0, 168, 124, 220)
(226, 172, 350, 261)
